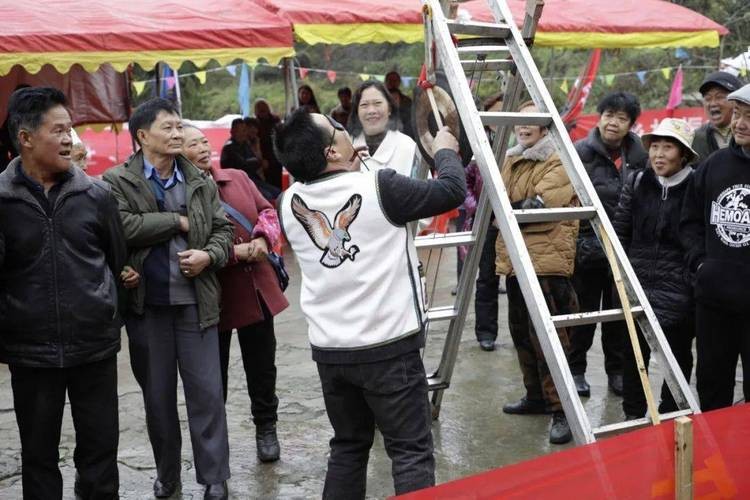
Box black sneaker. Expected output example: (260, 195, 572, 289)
(549, 412, 572, 444)
(573, 374, 591, 397)
(502, 397, 549, 415)
(478, 340, 496, 351)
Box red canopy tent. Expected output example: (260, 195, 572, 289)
(0, 0, 294, 77)
(257, 0, 727, 48)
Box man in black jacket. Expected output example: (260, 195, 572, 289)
(692, 71, 743, 164)
(570, 92, 648, 397)
(0, 87, 137, 499)
(680, 83, 750, 411)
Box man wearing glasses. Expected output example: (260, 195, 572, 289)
(275, 109, 465, 498)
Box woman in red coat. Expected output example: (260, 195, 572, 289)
(183, 124, 289, 463)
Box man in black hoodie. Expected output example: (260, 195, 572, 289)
(680, 83, 750, 411)
(569, 92, 649, 398)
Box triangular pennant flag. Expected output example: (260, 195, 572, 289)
(327, 70, 337, 84)
(298, 67, 309, 79)
(374, 74, 385, 82)
(165, 76, 176, 91)
(604, 74, 615, 87)
(195, 71, 207, 85)
(661, 67, 672, 80)
(560, 79, 569, 93)
(247, 62, 258, 69)
(133, 80, 146, 95)
(402, 76, 415, 87)
(674, 47, 690, 60)
(359, 73, 370, 81)
(226, 65, 237, 77)
(636, 71, 647, 85)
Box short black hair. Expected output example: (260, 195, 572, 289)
(347, 81, 399, 137)
(243, 117, 260, 128)
(337, 87, 352, 97)
(273, 109, 328, 182)
(7, 86, 68, 150)
(230, 118, 245, 131)
(596, 91, 641, 125)
(129, 97, 180, 146)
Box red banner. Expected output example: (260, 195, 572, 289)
(561, 49, 601, 126)
(568, 106, 706, 142)
(395, 404, 750, 499)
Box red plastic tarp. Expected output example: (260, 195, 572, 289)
(396, 404, 750, 499)
(0, 0, 294, 76)
(257, 0, 727, 48)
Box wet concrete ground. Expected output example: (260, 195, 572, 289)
(0, 246, 740, 499)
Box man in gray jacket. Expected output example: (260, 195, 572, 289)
(104, 98, 233, 500)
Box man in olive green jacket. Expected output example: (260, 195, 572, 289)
(103, 98, 233, 500)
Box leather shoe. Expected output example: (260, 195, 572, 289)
(573, 374, 590, 397)
(549, 412, 572, 444)
(502, 397, 549, 415)
(478, 340, 495, 351)
(608, 373, 624, 396)
(204, 481, 228, 500)
(256, 424, 281, 462)
(153, 478, 180, 498)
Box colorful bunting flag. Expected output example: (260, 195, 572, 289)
(560, 79, 569, 93)
(133, 81, 146, 95)
(195, 71, 207, 85)
(636, 71, 647, 85)
(298, 67, 309, 80)
(359, 73, 370, 81)
(226, 65, 237, 77)
(666, 65, 684, 116)
(661, 67, 672, 80)
(374, 74, 385, 82)
(604, 74, 615, 87)
(327, 70, 337, 84)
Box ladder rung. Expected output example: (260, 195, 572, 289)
(414, 231, 475, 249)
(461, 59, 514, 72)
(479, 111, 552, 127)
(456, 45, 509, 55)
(426, 306, 458, 323)
(427, 376, 449, 391)
(447, 20, 510, 38)
(551, 307, 645, 328)
(593, 409, 694, 436)
(514, 207, 598, 224)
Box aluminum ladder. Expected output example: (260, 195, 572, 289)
(417, 0, 700, 444)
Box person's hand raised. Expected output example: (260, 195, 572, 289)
(432, 126, 459, 154)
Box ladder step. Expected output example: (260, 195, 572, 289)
(514, 207, 597, 224)
(479, 111, 552, 127)
(551, 306, 645, 328)
(426, 306, 458, 323)
(456, 45, 510, 56)
(415, 231, 475, 249)
(593, 409, 694, 436)
(447, 20, 511, 38)
(461, 59, 515, 72)
(427, 376, 449, 391)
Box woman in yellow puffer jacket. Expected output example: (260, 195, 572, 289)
(495, 101, 580, 446)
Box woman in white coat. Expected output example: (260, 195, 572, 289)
(348, 81, 421, 178)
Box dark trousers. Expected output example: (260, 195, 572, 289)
(317, 351, 435, 499)
(218, 313, 279, 428)
(126, 304, 230, 485)
(507, 276, 577, 412)
(10, 356, 119, 500)
(475, 224, 499, 342)
(622, 318, 694, 417)
(696, 303, 750, 411)
(569, 267, 626, 376)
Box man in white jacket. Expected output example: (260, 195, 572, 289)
(275, 109, 465, 498)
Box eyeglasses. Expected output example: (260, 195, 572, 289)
(325, 115, 346, 153)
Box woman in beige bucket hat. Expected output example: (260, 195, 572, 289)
(612, 118, 697, 419)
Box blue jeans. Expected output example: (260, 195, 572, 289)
(317, 350, 435, 499)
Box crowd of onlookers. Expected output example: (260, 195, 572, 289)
(1, 67, 750, 499)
